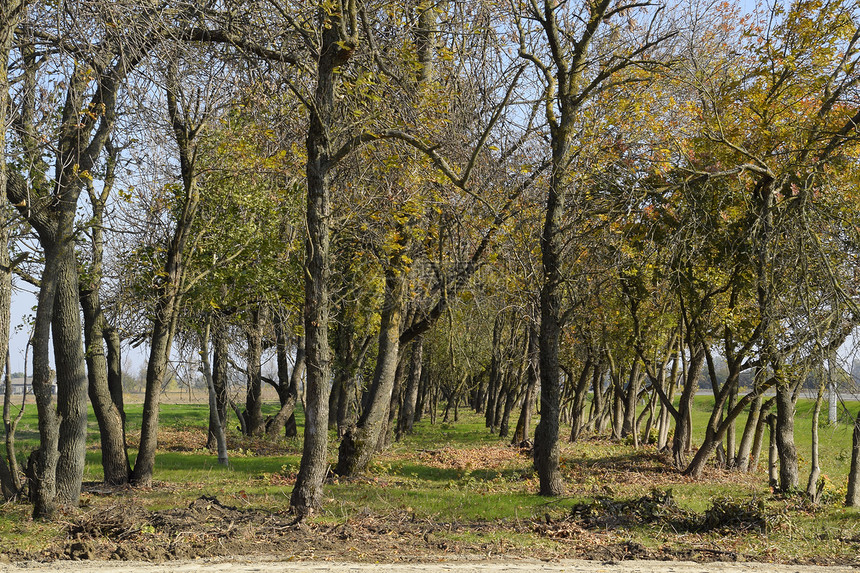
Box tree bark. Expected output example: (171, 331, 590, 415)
(767, 413, 779, 488)
(749, 396, 775, 473)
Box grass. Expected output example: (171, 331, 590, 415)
(1, 394, 860, 564)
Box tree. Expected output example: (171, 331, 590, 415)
(515, 0, 675, 496)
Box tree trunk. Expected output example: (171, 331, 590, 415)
(104, 327, 126, 429)
(767, 413, 779, 488)
(267, 327, 304, 439)
(331, 324, 356, 435)
(806, 376, 825, 502)
(569, 356, 594, 442)
(673, 345, 704, 468)
(80, 149, 130, 486)
(131, 83, 201, 485)
(379, 352, 406, 451)
(683, 383, 771, 479)
(53, 237, 90, 506)
(336, 260, 408, 476)
(749, 397, 775, 473)
(725, 382, 738, 467)
(208, 319, 229, 447)
(81, 289, 130, 485)
(201, 316, 228, 465)
(244, 307, 264, 436)
(513, 326, 538, 445)
(498, 387, 516, 439)
(735, 392, 762, 472)
(26, 242, 61, 519)
(415, 355, 429, 425)
(397, 336, 423, 439)
(846, 407, 860, 506)
(534, 165, 566, 495)
(774, 381, 799, 491)
(0, 228, 15, 499)
(291, 7, 357, 512)
(0, 0, 24, 505)
(621, 361, 641, 439)
(485, 315, 504, 431)
(656, 355, 680, 451)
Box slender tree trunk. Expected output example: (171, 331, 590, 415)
(131, 85, 200, 485)
(415, 355, 429, 425)
(735, 392, 762, 472)
(201, 317, 228, 465)
(0, 226, 15, 499)
(379, 352, 407, 450)
(291, 8, 358, 512)
(749, 397, 775, 473)
(569, 356, 594, 442)
(208, 318, 229, 447)
(81, 291, 130, 485)
(829, 381, 838, 426)
(267, 324, 304, 439)
(244, 307, 264, 436)
(397, 336, 423, 439)
(725, 382, 738, 467)
(26, 243, 61, 519)
(498, 387, 516, 439)
(0, 0, 24, 504)
(767, 413, 779, 488)
(80, 150, 129, 485)
(336, 261, 408, 476)
(775, 381, 799, 491)
(846, 407, 860, 506)
(104, 327, 126, 426)
(485, 315, 503, 431)
(806, 377, 825, 501)
(657, 355, 679, 451)
(331, 324, 355, 435)
(513, 326, 538, 445)
(621, 361, 641, 439)
(673, 345, 704, 468)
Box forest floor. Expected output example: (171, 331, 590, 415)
(2, 403, 860, 570)
(0, 557, 858, 573)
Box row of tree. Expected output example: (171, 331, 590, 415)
(2, 0, 860, 519)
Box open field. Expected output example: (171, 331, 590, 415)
(0, 397, 859, 567)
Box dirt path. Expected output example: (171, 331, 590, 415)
(0, 558, 857, 573)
